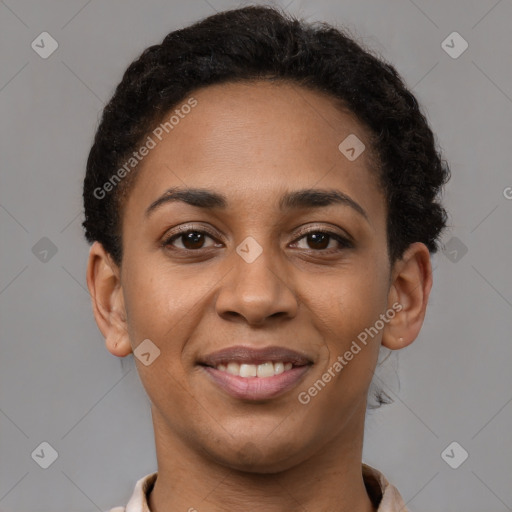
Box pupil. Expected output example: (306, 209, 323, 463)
(309, 233, 328, 249)
(184, 232, 204, 249)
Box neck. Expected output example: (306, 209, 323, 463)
(147, 407, 376, 512)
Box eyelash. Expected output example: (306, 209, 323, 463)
(294, 230, 353, 251)
(161, 225, 353, 253)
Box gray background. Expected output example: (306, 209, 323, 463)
(1, 0, 511, 510)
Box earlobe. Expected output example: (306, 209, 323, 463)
(382, 242, 433, 350)
(86, 241, 132, 357)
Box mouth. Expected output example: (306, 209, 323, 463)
(210, 360, 295, 378)
(197, 345, 313, 400)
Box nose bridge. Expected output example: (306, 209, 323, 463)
(215, 233, 297, 323)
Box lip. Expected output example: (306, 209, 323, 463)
(198, 345, 313, 367)
(197, 345, 313, 401)
(200, 364, 312, 400)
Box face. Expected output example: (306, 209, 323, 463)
(92, 80, 414, 473)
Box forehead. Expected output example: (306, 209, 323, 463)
(123, 80, 383, 221)
(162, 80, 376, 173)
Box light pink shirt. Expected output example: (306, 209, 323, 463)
(108, 463, 408, 511)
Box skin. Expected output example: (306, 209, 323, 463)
(87, 80, 432, 512)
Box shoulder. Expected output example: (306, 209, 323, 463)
(106, 472, 158, 512)
(362, 463, 408, 512)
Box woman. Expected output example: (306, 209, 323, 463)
(83, 5, 450, 511)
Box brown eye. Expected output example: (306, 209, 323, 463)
(306, 232, 330, 250)
(293, 230, 352, 251)
(163, 230, 218, 250)
(180, 231, 206, 250)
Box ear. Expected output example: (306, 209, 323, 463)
(382, 242, 433, 350)
(86, 241, 132, 357)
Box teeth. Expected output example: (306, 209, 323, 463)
(240, 363, 257, 377)
(274, 362, 284, 375)
(214, 361, 295, 378)
(226, 362, 239, 375)
(256, 362, 274, 378)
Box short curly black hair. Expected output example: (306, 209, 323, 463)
(82, 4, 450, 268)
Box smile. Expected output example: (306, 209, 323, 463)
(215, 361, 293, 378)
(200, 363, 311, 400)
(197, 344, 313, 400)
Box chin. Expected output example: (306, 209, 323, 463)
(207, 438, 306, 474)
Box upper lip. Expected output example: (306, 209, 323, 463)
(199, 345, 313, 367)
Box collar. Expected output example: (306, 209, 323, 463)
(114, 463, 408, 512)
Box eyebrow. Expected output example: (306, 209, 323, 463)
(145, 186, 369, 221)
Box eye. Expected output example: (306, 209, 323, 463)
(162, 228, 220, 251)
(291, 229, 353, 251)
(161, 226, 353, 253)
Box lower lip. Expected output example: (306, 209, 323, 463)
(200, 365, 311, 401)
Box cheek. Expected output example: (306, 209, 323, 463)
(122, 257, 217, 362)
(120, 261, 201, 407)
(299, 275, 388, 420)
(121, 258, 185, 345)
(311, 262, 389, 362)
(321, 257, 388, 319)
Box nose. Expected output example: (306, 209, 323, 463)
(215, 242, 299, 326)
